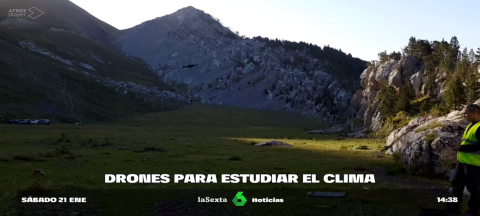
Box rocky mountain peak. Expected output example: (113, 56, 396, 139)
(120, 5, 238, 53)
(175, 6, 203, 15)
(153, 6, 206, 22)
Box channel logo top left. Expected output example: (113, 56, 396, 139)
(7, 7, 43, 19)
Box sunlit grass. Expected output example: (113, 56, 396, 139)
(0, 104, 453, 215)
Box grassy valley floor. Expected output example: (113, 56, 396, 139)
(0, 105, 456, 215)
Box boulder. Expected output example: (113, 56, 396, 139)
(254, 140, 293, 147)
(385, 109, 470, 176)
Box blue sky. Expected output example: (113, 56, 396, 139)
(70, 0, 480, 61)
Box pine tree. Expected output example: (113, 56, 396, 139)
(378, 50, 389, 63)
(444, 72, 466, 110)
(424, 71, 437, 97)
(396, 80, 416, 112)
(466, 66, 480, 103)
(440, 39, 456, 73)
(456, 50, 470, 79)
(450, 36, 460, 61)
(466, 74, 480, 104)
(377, 83, 398, 117)
(469, 49, 476, 63)
(388, 51, 401, 60)
(476, 47, 480, 62)
(404, 36, 417, 55)
(462, 47, 469, 61)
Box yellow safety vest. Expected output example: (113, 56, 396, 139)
(459, 121, 480, 166)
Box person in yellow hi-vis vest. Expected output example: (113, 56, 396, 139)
(444, 104, 480, 216)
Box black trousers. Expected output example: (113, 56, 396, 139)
(448, 162, 480, 212)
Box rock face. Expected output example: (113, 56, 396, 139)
(384, 107, 474, 176)
(115, 6, 365, 124)
(255, 140, 293, 147)
(350, 56, 425, 131)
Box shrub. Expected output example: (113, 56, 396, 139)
(423, 133, 438, 142)
(414, 121, 446, 133)
(391, 111, 410, 127)
(430, 104, 449, 117)
(375, 111, 413, 138)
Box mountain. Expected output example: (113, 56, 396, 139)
(0, 0, 187, 123)
(115, 6, 367, 124)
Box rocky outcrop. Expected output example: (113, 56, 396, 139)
(351, 56, 423, 131)
(352, 58, 480, 133)
(384, 106, 474, 176)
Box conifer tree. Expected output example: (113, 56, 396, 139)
(444, 72, 466, 110)
(424, 72, 437, 97)
(476, 47, 480, 62)
(377, 83, 398, 117)
(378, 50, 389, 63)
(404, 37, 417, 55)
(450, 36, 460, 61)
(469, 49, 476, 63)
(396, 80, 416, 112)
(456, 50, 471, 79)
(466, 66, 480, 103)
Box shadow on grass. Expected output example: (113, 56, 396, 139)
(0, 105, 453, 216)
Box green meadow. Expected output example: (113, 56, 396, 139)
(0, 105, 454, 215)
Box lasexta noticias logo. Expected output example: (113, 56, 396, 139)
(232, 191, 247, 206)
